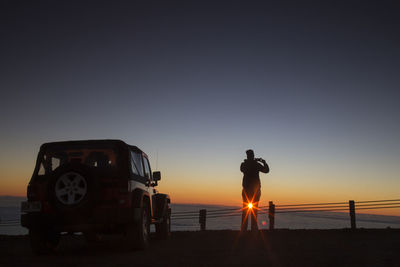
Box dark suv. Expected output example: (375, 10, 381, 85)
(21, 139, 171, 254)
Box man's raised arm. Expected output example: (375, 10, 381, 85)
(259, 159, 269, 173)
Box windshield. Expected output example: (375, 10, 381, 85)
(36, 145, 119, 176)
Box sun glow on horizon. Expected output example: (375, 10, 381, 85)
(1, 157, 400, 216)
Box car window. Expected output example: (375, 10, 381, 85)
(130, 151, 144, 177)
(143, 157, 151, 179)
(52, 157, 60, 170)
(38, 154, 61, 175)
(38, 161, 45, 175)
(37, 147, 118, 176)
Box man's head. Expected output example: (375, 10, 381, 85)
(246, 149, 254, 160)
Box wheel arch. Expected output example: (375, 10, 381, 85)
(152, 193, 171, 219)
(130, 188, 151, 223)
(131, 188, 150, 208)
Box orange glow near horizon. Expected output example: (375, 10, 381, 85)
(0, 169, 30, 197)
(1, 165, 400, 216)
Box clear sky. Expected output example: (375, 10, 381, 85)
(1, 1, 399, 215)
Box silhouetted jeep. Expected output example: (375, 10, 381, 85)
(21, 140, 171, 254)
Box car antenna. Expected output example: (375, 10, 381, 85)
(156, 149, 159, 170)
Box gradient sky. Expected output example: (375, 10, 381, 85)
(1, 1, 399, 215)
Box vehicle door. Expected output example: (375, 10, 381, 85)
(142, 155, 154, 216)
(129, 150, 149, 194)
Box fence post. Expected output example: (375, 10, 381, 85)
(268, 201, 275, 231)
(349, 200, 356, 230)
(199, 209, 207, 231)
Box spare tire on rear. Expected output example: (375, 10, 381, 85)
(48, 164, 99, 213)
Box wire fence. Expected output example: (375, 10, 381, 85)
(172, 199, 400, 218)
(0, 219, 20, 227)
(1, 199, 399, 229)
(171, 199, 400, 230)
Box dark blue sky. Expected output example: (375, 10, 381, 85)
(1, 0, 399, 205)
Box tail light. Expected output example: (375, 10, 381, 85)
(27, 185, 36, 200)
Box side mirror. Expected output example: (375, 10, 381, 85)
(153, 171, 161, 181)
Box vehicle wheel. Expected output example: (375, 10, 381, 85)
(29, 228, 60, 255)
(48, 164, 98, 213)
(126, 203, 150, 250)
(156, 206, 171, 239)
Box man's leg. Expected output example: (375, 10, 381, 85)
(241, 189, 248, 231)
(250, 205, 259, 231)
(251, 188, 261, 231)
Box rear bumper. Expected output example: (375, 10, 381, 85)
(21, 207, 141, 231)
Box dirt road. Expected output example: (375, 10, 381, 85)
(1, 229, 399, 266)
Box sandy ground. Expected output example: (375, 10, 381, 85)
(1, 229, 399, 267)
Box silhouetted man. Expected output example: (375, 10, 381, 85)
(240, 149, 269, 232)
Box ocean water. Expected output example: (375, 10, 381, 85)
(1, 197, 400, 235)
